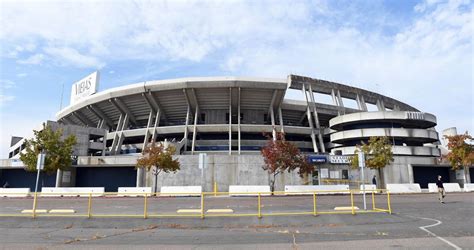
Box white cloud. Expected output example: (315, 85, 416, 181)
(0, 0, 472, 135)
(16, 73, 27, 78)
(17, 53, 44, 65)
(0, 95, 15, 105)
(44, 47, 105, 68)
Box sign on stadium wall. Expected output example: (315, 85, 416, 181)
(70, 71, 100, 104)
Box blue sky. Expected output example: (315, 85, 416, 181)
(0, 0, 472, 158)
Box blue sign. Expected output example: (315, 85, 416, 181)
(308, 155, 327, 163)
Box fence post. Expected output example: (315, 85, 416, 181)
(87, 193, 92, 218)
(350, 190, 355, 215)
(201, 193, 205, 219)
(143, 194, 148, 219)
(214, 182, 217, 197)
(32, 191, 38, 219)
(313, 192, 317, 216)
(387, 191, 392, 214)
(257, 193, 262, 218)
(372, 191, 375, 210)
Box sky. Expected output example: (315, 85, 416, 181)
(0, 0, 472, 158)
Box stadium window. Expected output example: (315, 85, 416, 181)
(200, 113, 206, 122)
(240, 113, 244, 120)
(263, 113, 268, 122)
(225, 113, 229, 123)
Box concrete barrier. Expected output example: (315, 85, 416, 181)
(464, 184, 474, 192)
(0, 188, 30, 197)
(40, 187, 105, 197)
(229, 185, 271, 196)
(428, 183, 462, 193)
(386, 184, 421, 194)
(160, 186, 202, 196)
(284, 185, 350, 195)
(359, 184, 377, 193)
(117, 187, 152, 197)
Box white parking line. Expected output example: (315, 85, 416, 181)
(407, 215, 461, 250)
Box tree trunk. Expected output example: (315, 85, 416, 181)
(377, 168, 386, 189)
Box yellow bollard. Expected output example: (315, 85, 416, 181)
(87, 193, 92, 218)
(350, 190, 355, 215)
(372, 191, 375, 210)
(387, 191, 392, 214)
(313, 192, 317, 216)
(32, 192, 38, 219)
(214, 182, 217, 197)
(257, 193, 262, 218)
(201, 193, 205, 219)
(143, 194, 148, 219)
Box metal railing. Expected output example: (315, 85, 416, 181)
(0, 189, 392, 219)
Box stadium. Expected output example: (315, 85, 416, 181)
(2, 73, 468, 192)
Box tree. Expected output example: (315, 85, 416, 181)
(261, 133, 313, 193)
(350, 136, 394, 187)
(444, 132, 474, 184)
(136, 142, 180, 193)
(20, 123, 77, 175)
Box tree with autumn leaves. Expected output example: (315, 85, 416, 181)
(444, 132, 474, 184)
(350, 136, 394, 187)
(136, 142, 180, 193)
(261, 133, 313, 193)
(20, 123, 76, 175)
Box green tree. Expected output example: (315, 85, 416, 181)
(136, 142, 180, 193)
(20, 123, 77, 175)
(261, 133, 314, 193)
(444, 132, 474, 184)
(350, 136, 394, 187)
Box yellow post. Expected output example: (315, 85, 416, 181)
(32, 192, 38, 219)
(143, 194, 148, 219)
(87, 193, 92, 218)
(313, 192, 317, 216)
(214, 181, 217, 197)
(201, 193, 205, 219)
(350, 190, 355, 215)
(387, 191, 392, 214)
(372, 191, 375, 210)
(257, 193, 262, 218)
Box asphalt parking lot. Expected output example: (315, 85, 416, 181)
(0, 192, 473, 249)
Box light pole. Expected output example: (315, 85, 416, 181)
(358, 151, 367, 210)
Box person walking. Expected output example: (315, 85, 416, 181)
(372, 175, 377, 186)
(436, 175, 445, 204)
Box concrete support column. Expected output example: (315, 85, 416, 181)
(376, 99, 385, 111)
(184, 105, 190, 150)
(408, 164, 414, 184)
(302, 84, 319, 153)
(191, 106, 199, 155)
(308, 84, 325, 152)
(356, 94, 368, 111)
(136, 168, 145, 187)
(331, 89, 340, 115)
(55, 169, 63, 187)
(238, 87, 241, 155)
(278, 107, 285, 134)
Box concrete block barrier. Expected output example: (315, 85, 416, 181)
(117, 187, 152, 197)
(40, 187, 105, 197)
(160, 186, 202, 196)
(359, 184, 377, 193)
(428, 183, 462, 193)
(464, 184, 474, 192)
(284, 185, 350, 195)
(0, 188, 30, 197)
(386, 184, 421, 194)
(229, 185, 271, 196)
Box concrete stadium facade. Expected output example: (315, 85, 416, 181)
(3, 74, 462, 192)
